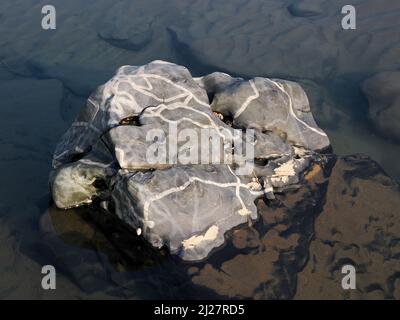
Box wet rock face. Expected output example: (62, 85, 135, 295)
(50, 60, 329, 261)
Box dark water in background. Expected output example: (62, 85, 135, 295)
(0, 0, 399, 299)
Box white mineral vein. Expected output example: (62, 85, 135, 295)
(234, 79, 260, 119)
(267, 79, 327, 136)
(143, 165, 262, 228)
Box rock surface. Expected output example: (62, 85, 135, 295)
(50, 60, 329, 261)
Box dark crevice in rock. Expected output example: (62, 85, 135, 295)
(254, 158, 269, 167)
(118, 115, 141, 126)
(118, 105, 161, 127)
(92, 178, 108, 191)
(69, 147, 92, 163)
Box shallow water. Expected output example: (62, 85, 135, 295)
(0, 0, 399, 299)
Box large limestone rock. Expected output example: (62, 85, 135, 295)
(50, 60, 329, 261)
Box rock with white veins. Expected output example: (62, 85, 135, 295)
(112, 165, 260, 261)
(50, 60, 330, 261)
(200, 75, 330, 151)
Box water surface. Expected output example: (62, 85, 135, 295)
(0, 0, 399, 299)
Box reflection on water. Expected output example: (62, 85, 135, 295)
(0, 0, 399, 298)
